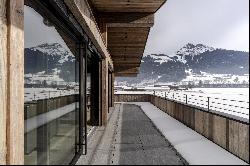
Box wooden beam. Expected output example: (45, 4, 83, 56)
(98, 17, 107, 46)
(109, 46, 145, 50)
(107, 27, 149, 74)
(112, 57, 142, 61)
(110, 51, 144, 55)
(114, 62, 141, 65)
(98, 12, 154, 28)
(108, 43, 146, 47)
(112, 56, 143, 60)
(111, 72, 115, 107)
(0, 0, 7, 164)
(108, 72, 112, 108)
(108, 27, 149, 33)
(6, 0, 24, 164)
(99, 12, 154, 24)
(111, 55, 143, 59)
(108, 23, 153, 28)
(114, 62, 141, 66)
(100, 59, 108, 126)
(111, 53, 144, 57)
(64, 0, 114, 70)
(115, 73, 138, 77)
(109, 36, 148, 43)
(115, 66, 139, 73)
(90, 0, 166, 13)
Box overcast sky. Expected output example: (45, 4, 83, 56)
(24, 6, 67, 49)
(25, 1, 249, 55)
(144, 0, 249, 55)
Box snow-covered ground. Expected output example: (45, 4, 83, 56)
(116, 88, 249, 119)
(129, 102, 247, 165)
(24, 88, 78, 102)
(181, 71, 249, 85)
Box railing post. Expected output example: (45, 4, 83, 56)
(33, 92, 36, 101)
(185, 94, 188, 104)
(207, 97, 210, 111)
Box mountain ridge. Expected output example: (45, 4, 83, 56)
(117, 43, 249, 85)
(24, 42, 249, 86)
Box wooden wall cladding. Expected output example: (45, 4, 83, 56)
(0, 0, 7, 164)
(229, 120, 249, 162)
(0, 0, 24, 165)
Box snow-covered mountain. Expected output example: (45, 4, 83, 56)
(24, 42, 249, 86)
(146, 43, 216, 64)
(117, 43, 249, 86)
(25, 43, 77, 84)
(176, 43, 215, 62)
(29, 43, 75, 64)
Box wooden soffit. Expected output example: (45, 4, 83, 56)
(89, 0, 166, 13)
(89, 0, 166, 76)
(108, 27, 149, 76)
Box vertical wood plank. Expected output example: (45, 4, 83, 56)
(190, 107, 195, 130)
(111, 72, 115, 106)
(195, 110, 204, 135)
(203, 112, 210, 138)
(0, 0, 7, 164)
(6, 0, 24, 164)
(213, 115, 227, 149)
(238, 123, 249, 162)
(98, 18, 107, 46)
(101, 59, 108, 125)
(183, 105, 189, 126)
(229, 120, 239, 158)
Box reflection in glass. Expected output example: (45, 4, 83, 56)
(24, 6, 79, 165)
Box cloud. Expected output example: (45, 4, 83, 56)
(144, 0, 249, 55)
(24, 6, 68, 49)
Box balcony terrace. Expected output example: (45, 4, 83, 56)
(74, 92, 249, 165)
(0, 0, 248, 165)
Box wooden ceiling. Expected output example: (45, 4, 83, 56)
(108, 27, 149, 73)
(90, 0, 166, 13)
(89, 0, 166, 76)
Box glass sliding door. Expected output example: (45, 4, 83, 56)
(24, 3, 85, 165)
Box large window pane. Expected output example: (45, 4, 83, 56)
(24, 5, 79, 165)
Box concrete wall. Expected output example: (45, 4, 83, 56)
(115, 94, 249, 163)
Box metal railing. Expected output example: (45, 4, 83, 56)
(154, 91, 249, 118)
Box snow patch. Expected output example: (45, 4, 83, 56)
(126, 102, 247, 165)
(176, 43, 215, 60)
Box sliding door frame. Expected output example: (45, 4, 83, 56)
(24, 0, 89, 164)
